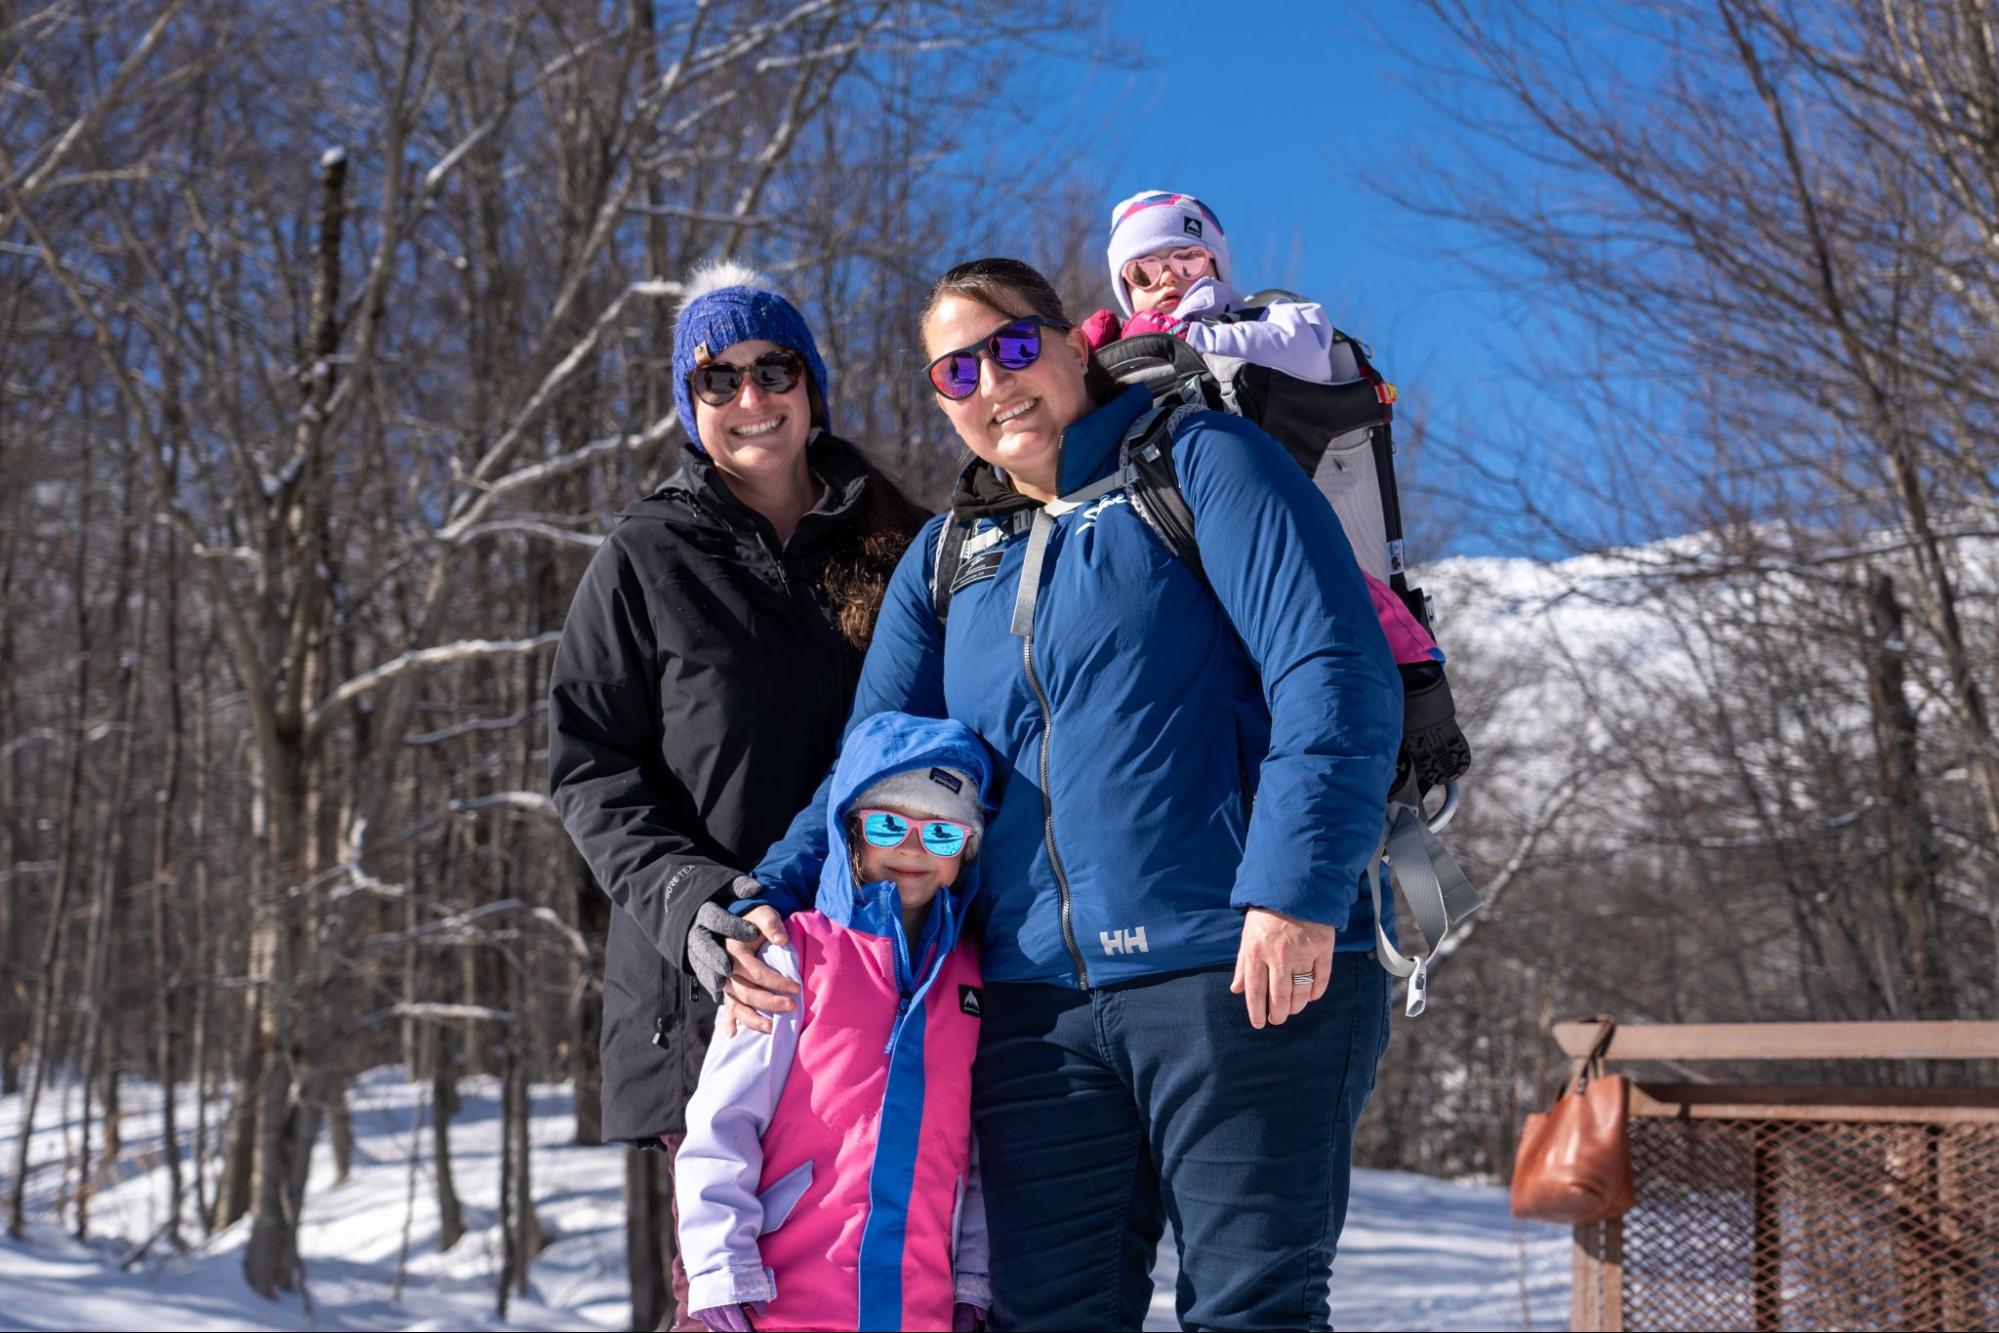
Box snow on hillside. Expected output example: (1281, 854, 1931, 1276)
(0, 1071, 1569, 1331)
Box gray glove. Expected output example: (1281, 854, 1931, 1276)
(686, 875, 767, 1002)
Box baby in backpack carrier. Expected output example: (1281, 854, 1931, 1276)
(1079, 189, 1343, 385)
(1081, 189, 1442, 668)
(675, 711, 994, 1333)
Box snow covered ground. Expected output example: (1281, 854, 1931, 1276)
(0, 1071, 1569, 1331)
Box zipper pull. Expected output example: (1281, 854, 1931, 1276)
(652, 1017, 667, 1047)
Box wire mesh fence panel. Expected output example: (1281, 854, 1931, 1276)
(1586, 1115, 1999, 1332)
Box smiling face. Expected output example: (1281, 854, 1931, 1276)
(689, 338, 813, 486)
(921, 293, 1095, 502)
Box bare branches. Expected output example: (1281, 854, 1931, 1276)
(309, 634, 561, 737)
(1, 0, 189, 210)
(0, 0, 1114, 1260)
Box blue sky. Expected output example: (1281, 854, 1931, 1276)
(1033, 3, 1601, 560)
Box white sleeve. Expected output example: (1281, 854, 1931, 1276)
(1182, 299, 1340, 383)
(672, 942, 803, 1310)
(952, 1134, 992, 1309)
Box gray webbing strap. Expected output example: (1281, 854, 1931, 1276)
(1009, 472, 1126, 638)
(1368, 803, 1484, 1016)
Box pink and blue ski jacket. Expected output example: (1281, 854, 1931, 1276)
(675, 713, 996, 1332)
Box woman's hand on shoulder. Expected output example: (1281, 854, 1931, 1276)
(720, 905, 799, 1036)
(688, 892, 800, 1036)
(1230, 907, 1336, 1029)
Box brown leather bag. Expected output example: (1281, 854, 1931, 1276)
(1511, 1018, 1635, 1224)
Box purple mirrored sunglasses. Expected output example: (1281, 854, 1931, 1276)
(923, 316, 1071, 400)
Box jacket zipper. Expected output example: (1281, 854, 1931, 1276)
(756, 531, 792, 598)
(1021, 631, 1091, 989)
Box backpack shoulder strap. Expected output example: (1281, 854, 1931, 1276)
(1118, 401, 1208, 578)
(932, 400, 1209, 625)
(930, 512, 972, 627)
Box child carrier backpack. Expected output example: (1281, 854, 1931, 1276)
(927, 301, 1481, 1015)
(1098, 294, 1471, 802)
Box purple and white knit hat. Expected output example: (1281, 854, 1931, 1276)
(1107, 190, 1231, 315)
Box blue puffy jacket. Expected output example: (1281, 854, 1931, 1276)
(753, 384, 1402, 987)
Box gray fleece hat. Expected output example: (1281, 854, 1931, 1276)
(850, 765, 986, 858)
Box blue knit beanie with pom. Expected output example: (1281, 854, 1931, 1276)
(671, 260, 831, 453)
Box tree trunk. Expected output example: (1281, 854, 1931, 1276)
(150, 548, 186, 1245)
(190, 646, 215, 1234)
(211, 986, 261, 1231)
(0, 492, 22, 1101)
(327, 1079, 353, 1185)
(625, 1147, 672, 1333)
(5, 468, 96, 1239)
(241, 138, 348, 1304)
(76, 499, 151, 1237)
(431, 1054, 465, 1251)
(1864, 571, 1951, 1022)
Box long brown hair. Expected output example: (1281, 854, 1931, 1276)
(819, 453, 927, 651)
(921, 257, 1123, 404)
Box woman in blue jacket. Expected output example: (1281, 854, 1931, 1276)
(724, 258, 1402, 1331)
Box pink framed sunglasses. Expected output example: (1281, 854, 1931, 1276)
(854, 808, 972, 858)
(1121, 246, 1215, 291)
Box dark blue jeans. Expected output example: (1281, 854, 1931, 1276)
(973, 958, 1390, 1331)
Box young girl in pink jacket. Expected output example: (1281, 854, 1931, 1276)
(675, 711, 994, 1333)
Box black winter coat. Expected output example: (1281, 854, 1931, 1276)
(549, 436, 895, 1144)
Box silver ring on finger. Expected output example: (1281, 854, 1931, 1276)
(1291, 971, 1315, 986)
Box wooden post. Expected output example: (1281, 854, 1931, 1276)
(1571, 1223, 1594, 1331)
(1937, 1127, 1973, 1332)
(1750, 1133, 1781, 1332)
(1601, 1217, 1623, 1332)
(1572, 1220, 1622, 1331)
(1891, 1126, 1943, 1331)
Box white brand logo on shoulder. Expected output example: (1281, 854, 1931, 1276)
(1100, 926, 1149, 956)
(1075, 492, 1127, 534)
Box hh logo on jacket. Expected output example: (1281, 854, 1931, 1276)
(1100, 927, 1149, 956)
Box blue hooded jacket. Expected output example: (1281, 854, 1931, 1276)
(753, 384, 1402, 987)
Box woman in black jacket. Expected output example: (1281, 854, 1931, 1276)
(547, 262, 925, 1321)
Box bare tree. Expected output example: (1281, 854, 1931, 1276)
(1346, 0, 1998, 1177)
(1, 0, 1110, 1309)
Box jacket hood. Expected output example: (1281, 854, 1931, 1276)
(816, 712, 997, 943)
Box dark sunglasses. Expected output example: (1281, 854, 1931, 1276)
(855, 809, 972, 858)
(924, 316, 1071, 400)
(688, 349, 806, 407)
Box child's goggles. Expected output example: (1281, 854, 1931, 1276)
(855, 808, 972, 858)
(924, 316, 1070, 400)
(1121, 246, 1215, 291)
(687, 349, 806, 407)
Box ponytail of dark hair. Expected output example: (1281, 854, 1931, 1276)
(818, 451, 928, 652)
(922, 257, 1122, 407)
